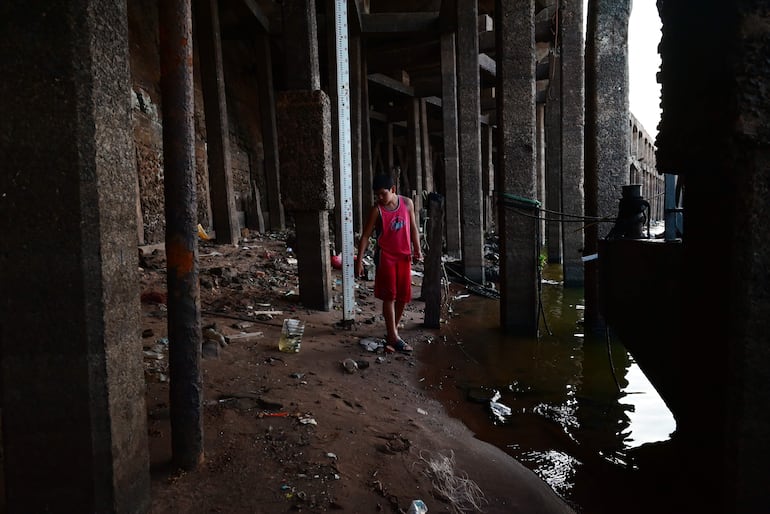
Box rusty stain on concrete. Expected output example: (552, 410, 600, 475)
(166, 237, 194, 277)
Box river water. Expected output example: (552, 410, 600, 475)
(420, 263, 678, 513)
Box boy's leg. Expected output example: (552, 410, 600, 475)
(383, 299, 397, 342)
(395, 301, 406, 331)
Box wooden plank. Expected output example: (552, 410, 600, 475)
(367, 73, 415, 97)
(225, 331, 266, 343)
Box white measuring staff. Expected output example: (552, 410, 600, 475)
(333, 0, 355, 322)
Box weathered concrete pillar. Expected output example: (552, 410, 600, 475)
(282, 0, 320, 91)
(495, 0, 539, 335)
(277, 89, 335, 310)
(325, 0, 343, 252)
(195, 0, 240, 245)
(277, 0, 333, 310)
(537, 103, 547, 242)
(0, 1, 150, 511)
(545, 54, 563, 263)
(255, 33, 285, 231)
(423, 193, 445, 328)
(560, 0, 586, 286)
(349, 33, 363, 234)
(657, 2, 770, 510)
(481, 123, 494, 231)
(407, 97, 424, 221)
(584, 0, 631, 328)
(159, 0, 205, 470)
(360, 53, 374, 213)
(420, 98, 435, 195)
(440, 31, 462, 259)
(456, 1, 485, 283)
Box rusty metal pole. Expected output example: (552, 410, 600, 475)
(159, 0, 204, 470)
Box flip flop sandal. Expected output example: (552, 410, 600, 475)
(391, 337, 413, 353)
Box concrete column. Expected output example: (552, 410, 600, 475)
(560, 0, 586, 286)
(545, 53, 563, 263)
(277, 0, 333, 311)
(361, 50, 374, 213)
(420, 98, 435, 195)
(255, 33, 285, 231)
(0, 2, 150, 511)
(159, 0, 205, 470)
(495, 0, 539, 335)
(456, 1, 485, 283)
(584, 0, 631, 328)
(407, 97, 424, 221)
(441, 31, 462, 259)
(325, 0, 342, 252)
(481, 123, 494, 231)
(282, 0, 320, 91)
(537, 103, 547, 243)
(195, 0, 240, 245)
(277, 89, 335, 310)
(349, 33, 363, 234)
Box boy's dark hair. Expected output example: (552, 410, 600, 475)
(372, 174, 394, 191)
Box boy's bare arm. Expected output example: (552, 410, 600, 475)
(356, 205, 379, 276)
(406, 198, 422, 261)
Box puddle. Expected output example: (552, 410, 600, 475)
(420, 263, 678, 513)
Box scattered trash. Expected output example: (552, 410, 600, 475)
(361, 255, 375, 280)
(197, 223, 210, 240)
(375, 356, 386, 364)
(359, 337, 384, 352)
(417, 450, 487, 512)
(417, 408, 428, 416)
(298, 415, 317, 426)
(278, 318, 305, 353)
(326, 452, 337, 460)
(407, 499, 428, 514)
(224, 331, 264, 343)
(489, 390, 512, 423)
(259, 411, 289, 418)
(143, 349, 163, 360)
(342, 358, 358, 374)
(203, 327, 227, 347)
(201, 340, 220, 359)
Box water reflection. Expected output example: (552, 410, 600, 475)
(421, 264, 677, 514)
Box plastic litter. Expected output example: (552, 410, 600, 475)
(359, 337, 384, 352)
(197, 223, 210, 240)
(342, 358, 358, 373)
(407, 499, 428, 514)
(278, 319, 304, 353)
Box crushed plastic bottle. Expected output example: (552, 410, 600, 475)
(278, 318, 304, 353)
(407, 499, 428, 514)
(342, 358, 358, 373)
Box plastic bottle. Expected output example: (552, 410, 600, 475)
(278, 319, 304, 353)
(342, 358, 358, 373)
(407, 499, 427, 514)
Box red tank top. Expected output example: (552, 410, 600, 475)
(377, 196, 412, 257)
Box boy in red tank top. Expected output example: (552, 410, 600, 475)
(356, 174, 422, 352)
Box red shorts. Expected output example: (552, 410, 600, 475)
(374, 250, 412, 303)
